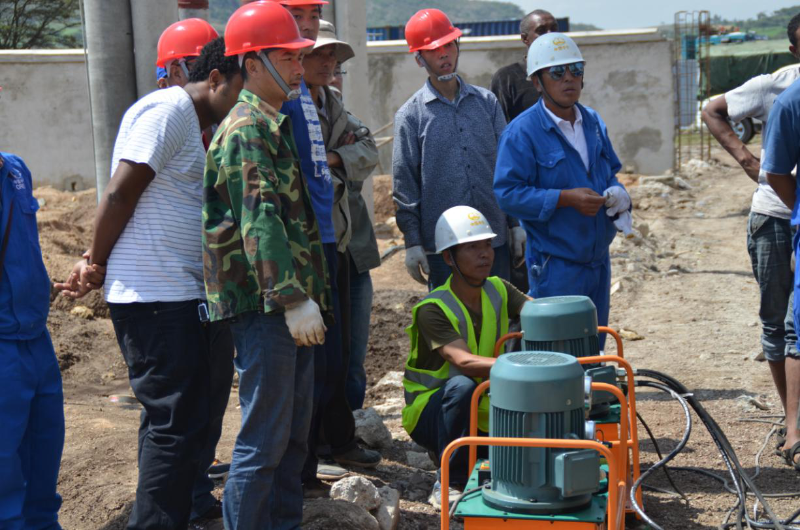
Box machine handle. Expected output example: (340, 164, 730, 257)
(598, 326, 624, 358)
(468, 380, 491, 472)
(440, 437, 621, 530)
(493, 332, 523, 357)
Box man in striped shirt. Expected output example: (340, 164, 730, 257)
(56, 38, 243, 529)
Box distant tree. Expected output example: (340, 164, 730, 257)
(0, 0, 81, 49)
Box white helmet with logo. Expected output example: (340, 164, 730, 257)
(435, 206, 497, 254)
(526, 32, 584, 77)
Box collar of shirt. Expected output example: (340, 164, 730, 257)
(542, 103, 590, 170)
(239, 88, 286, 126)
(422, 75, 475, 106)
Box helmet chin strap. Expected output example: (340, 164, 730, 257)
(247, 50, 301, 101)
(415, 40, 460, 82)
(449, 248, 487, 289)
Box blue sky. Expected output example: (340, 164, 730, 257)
(506, 0, 797, 29)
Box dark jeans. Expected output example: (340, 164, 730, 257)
(427, 242, 511, 291)
(302, 245, 356, 482)
(224, 312, 314, 530)
(191, 326, 234, 520)
(109, 300, 229, 530)
(346, 260, 373, 411)
(747, 212, 795, 360)
(0, 331, 64, 530)
(409, 376, 480, 486)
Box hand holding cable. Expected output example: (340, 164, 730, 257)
(284, 298, 326, 347)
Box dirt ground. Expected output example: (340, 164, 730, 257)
(38, 144, 800, 529)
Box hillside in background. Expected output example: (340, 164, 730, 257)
(711, 5, 800, 39)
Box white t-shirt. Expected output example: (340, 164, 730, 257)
(543, 104, 590, 171)
(104, 86, 206, 303)
(726, 65, 800, 219)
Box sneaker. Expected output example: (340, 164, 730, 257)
(428, 480, 461, 510)
(207, 460, 230, 481)
(316, 459, 350, 480)
(333, 445, 382, 468)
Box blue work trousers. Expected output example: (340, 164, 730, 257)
(0, 331, 64, 530)
(346, 263, 373, 411)
(427, 243, 512, 292)
(409, 376, 482, 487)
(747, 212, 797, 360)
(528, 253, 611, 349)
(224, 312, 313, 530)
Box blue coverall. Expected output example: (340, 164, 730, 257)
(493, 100, 625, 336)
(0, 153, 64, 530)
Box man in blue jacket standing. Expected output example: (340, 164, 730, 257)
(493, 33, 630, 339)
(0, 152, 65, 529)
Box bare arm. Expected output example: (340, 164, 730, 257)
(701, 95, 760, 182)
(766, 172, 796, 209)
(439, 339, 495, 379)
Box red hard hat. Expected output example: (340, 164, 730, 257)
(405, 9, 462, 53)
(224, 1, 315, 56)
(156, 18, 219, 67)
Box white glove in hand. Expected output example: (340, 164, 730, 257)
(603, 186, 631, 217)
(405, 245, 430, 285)
(510, 226, 527, 260)
(284, 298, 326, 347)
(613, 210, 634, 237)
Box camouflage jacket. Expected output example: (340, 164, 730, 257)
(202, 89, 331, 322)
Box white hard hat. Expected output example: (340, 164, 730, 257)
(435, 206, 497, 254)
(526, 32, 584, 77)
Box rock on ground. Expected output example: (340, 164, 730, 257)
(372, 486, 401, 530)
(406, 450, 436, 471)
(302, 499, 380, 530)
(354, 407, 393, 448)
(330, 476, 382, 511)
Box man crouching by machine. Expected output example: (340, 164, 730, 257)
(401, 206, 531, 510)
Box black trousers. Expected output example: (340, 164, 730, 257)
(109, 300, 233, 530)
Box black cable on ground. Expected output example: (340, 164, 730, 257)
(630, 381, 693, 530)
(636, 369, 789, 530)
(636, 409, 689, 503)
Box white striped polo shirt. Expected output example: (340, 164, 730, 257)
(104, 86, 206, 303)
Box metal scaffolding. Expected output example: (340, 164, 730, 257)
(674, 10, 712, 169)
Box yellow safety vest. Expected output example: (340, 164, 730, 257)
(402, 275, 509, 434)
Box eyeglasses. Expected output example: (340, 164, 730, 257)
(546, 62, 585, 81)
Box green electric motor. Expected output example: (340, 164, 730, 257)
(520, 296, 617, 417)
(482, 351, 599, 514)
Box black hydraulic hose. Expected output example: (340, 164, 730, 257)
(630, 381, 693, 530)
(636, 409, 688, 502)
(636, 369, 786, 530)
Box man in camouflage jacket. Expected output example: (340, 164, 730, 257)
(201, 3, 329, 527)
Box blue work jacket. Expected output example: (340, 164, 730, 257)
(493, 100, 624, 265)
(0, 153, 50, 340)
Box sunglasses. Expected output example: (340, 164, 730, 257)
(546, 62, 585, 81)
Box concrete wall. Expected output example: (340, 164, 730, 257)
(366, 29, 674, 175)
(0, 29, 673, 190)
(0, 50, 95, 190)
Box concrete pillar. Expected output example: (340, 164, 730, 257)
(179, 0, 209, 21)
(131, 0, 179, 99)
(83, 0, 137, 200)
(326, 0, 376, 220)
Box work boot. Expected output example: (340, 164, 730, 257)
(207, 459, 230, 481)
(303, 477, 333, 499)
(316, 459, 350, 480)
(428, 480, 461, 511)
(333, 445, 382, 468)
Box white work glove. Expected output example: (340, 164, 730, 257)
(603, 186, 631, 217)
(405, 245, 430, 285)
(510, 226, 527, 261)
(284, 298, 326, 347)
(613, 210, 634, 237)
